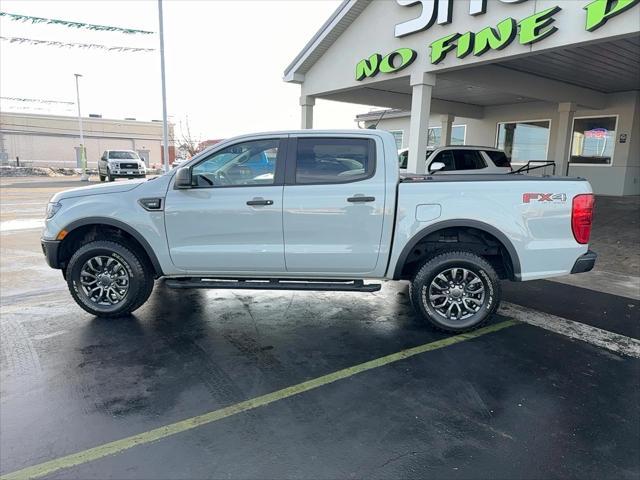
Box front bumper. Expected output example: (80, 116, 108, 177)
(112, 172, 146, 177)
(41, 239, 61, 269)
(571, 250, 597, 274)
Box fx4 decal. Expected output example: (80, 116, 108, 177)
(523, 193, 567, 203)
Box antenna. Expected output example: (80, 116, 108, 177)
(367, 109, 388, 129)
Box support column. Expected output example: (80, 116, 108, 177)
(440, 114, 455, 146)
(554, 102, 576, 176)
(300, 95, 315, 129)
(504, 124, 516, 159)
(407, 72, 436, 174)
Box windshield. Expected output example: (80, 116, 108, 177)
(109, 151, 139, 159)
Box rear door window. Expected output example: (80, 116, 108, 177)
(295, 138, 373, 184)
(452, 150, 486, 170)
(485, 150, 511, 167)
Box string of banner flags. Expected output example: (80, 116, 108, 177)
(0, 11, 154, 53)
(0, 36, 155, 52)
(0, 11, 153, 34)
(1, 96, 75, 105)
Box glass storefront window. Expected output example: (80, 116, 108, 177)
(497, 120, 550, 163)
(427, 125, 466, 147)
(570, 116, 616, 165)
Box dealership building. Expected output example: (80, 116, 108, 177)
(0, 111, 174, 169)
(284, 0, 640, 195)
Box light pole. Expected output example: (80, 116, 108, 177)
(158, 0, 170, 172)
(74, 73, 89, 181)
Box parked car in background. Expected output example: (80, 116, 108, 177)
(398, 146, 512, 174)
(98, 150, 147, 182)
(171, 157, 188, 169)
(42, 130, 595, 333)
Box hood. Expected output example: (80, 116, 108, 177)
(51, 179, 146, 201)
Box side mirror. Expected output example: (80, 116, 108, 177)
(428, 161, 445, 174)
(175, 167, 192, 189)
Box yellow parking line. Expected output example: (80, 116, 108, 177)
(1, 320, 517, 480)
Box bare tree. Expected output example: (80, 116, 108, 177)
(178, 117, 202, 158)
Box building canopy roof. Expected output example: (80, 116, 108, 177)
(283, 0, 368, 83)
(283, 0, 639, 112)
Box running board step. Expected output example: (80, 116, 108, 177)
(164, 278, 381, 292)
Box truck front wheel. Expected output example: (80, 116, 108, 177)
(409, 251, 501, 333)
(66, 240, 154, 317)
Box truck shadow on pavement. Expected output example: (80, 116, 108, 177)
(74, 282, 437, 421)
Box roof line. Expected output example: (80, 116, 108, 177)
(0, 110, 169, 125)
(355, 109, 410, 121)
(283, 0, 365, 83)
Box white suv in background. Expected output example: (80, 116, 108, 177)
(98, 150, 147, 182)
(398, 146, 512, 174)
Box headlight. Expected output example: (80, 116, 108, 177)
(46, 202, 62, 219)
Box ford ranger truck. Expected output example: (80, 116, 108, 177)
(41, 130, 596, 333)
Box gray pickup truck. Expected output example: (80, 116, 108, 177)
(41, 130, 596, 332)
(98, 150, 147, 182)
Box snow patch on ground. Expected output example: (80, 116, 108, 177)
(0, 218, 45, 232)
(0, 166, 88, 177)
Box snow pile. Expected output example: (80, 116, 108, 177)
(0, 166, 93, 177)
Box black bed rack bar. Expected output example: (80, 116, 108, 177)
(511, 160, 556, 175)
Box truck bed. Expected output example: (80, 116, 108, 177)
(389, 173, 593, 282)
(399, 173, 588, 183)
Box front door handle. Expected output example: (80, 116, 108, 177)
(246, 198, 273, 206)
(347, 196, 375, 203)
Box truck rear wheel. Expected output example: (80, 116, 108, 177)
(409, 251, 501, 333)
(66, 240, 154, 317)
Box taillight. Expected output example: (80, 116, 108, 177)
(572, 194, 594, 244)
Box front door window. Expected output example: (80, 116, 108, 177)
(192, 139, 279, 187)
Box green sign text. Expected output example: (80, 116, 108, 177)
(431, 6, 561, 64)
(355, 0, 638, 81)
(356, 48, 417, 81)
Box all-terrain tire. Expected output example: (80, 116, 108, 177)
(66, 240, 154, 317)
(99, 175, 106, 182)
(128, 258, 155, 312)
(409, 250, 501, 333)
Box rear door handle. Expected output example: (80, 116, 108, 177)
(246, 199, 273, 206)
(347, 196, 375, 203)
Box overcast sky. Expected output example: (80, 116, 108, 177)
(0, 0, 373, 141)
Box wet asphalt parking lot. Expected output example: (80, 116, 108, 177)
(1, 177, 639, 480)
